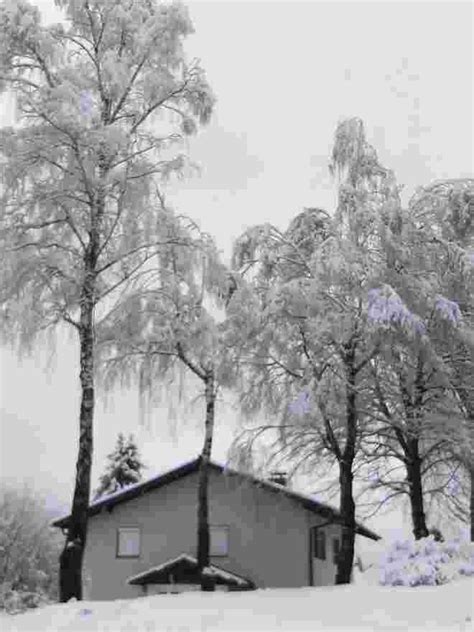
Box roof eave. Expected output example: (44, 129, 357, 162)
(50, 458, 381, 541)
(127, 554, 253, 588)
(51, 458, 203, 528)
(355, 525, 381, 541)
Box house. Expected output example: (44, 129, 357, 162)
(52, 457, 380, 601)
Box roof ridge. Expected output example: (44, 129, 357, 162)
(51, 456, 380, 541)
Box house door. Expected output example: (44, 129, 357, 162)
(310, 526, 337, 586)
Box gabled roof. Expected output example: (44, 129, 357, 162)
(127, 553, 254, 589)
(51, 457, 380, 541)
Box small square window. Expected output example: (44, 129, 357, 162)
(117, 527, 140, 558)
(332, 538, 340, 564)
(210, 526, 229, 556)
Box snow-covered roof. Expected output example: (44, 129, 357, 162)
(201, 565, 249, 586)
(90, 462, 188, 507)
(51, 457, 380, 541)
(127, 554, 197, 584)
(127, 553, 253, 588)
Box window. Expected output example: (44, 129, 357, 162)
(117, 527, 140, 558)
(210, 526, 229, 557)
(332, 538, 340, 565)
(312, 528, 326, 560)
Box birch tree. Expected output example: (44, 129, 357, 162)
(0, 0, 213, 601)
(227, 119, 409, 584)
(96, 212, 238, 590)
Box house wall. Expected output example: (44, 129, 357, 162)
(82, 469, 342, 601)
(83, 472, 197, 601)
(309, 522, 343, 586)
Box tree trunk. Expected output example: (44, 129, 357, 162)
(405, 439, 429, 540)
(470, 466, 474, 543)
(336, 460, 356, 584)
(59, 273, 95, 602)
(335, 346, 357, 585)
(197, 371, 216, 591)
(396, 353, 428, 540)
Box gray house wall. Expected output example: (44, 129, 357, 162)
(82, 469, 342, 601)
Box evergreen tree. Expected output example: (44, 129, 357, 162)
(94, 433, 146, 499)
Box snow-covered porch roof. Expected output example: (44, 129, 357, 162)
(127, 553, 255, 589)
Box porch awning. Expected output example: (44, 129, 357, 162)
(127, 553, 255, 589)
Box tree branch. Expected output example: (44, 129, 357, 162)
(175, 340, 206, 381)
(130, 81, 191, 135)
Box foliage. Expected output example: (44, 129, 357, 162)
(0, 586, 51, 616)
(93, 432, 146, 499)
(379, 535, 474, 587)
(0, 483, 63, 613)
(355, 334, 466, 520)
(94, 199, 238, 588)
(225, 118, 414, 585)
(0, 0, 215, 353)
(226, 119, 407, 479)
(353, 176, 472, 533)
(401, 179, 474, 528)
(225, 118, 474, 574)
(94, 194, 237, 401)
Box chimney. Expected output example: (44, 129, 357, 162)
(269, 471, 287, 486)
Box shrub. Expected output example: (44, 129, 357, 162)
(0, 483, 63, 614)
(0, 584, 53, 615)
(458, 561, 474, 577)
(379, 535, 474, 587)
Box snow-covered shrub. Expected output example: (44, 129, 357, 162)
(458, 561, 474, 577)
(379, 535, 474, 587)
(0, 484, 63, 613)
(0, 585, 51, 615)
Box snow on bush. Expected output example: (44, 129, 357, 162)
(0, 586, 51, 615)
(0, 484, 63, 614)
(379, 535, 474, 587)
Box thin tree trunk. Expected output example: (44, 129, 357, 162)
(59, 272, 96, 602)
(197, 370, 216, 591)
(335, 345, 357, 585)
(397, 353, 429, 540)
(405, 440, 429, 540)
(470, 466, 474, 543)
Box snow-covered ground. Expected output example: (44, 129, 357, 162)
(1, 576, 472, 632)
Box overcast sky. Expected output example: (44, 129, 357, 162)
(0, 0, 472, 540)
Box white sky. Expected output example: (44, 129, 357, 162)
(0, 1, 472, 540)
